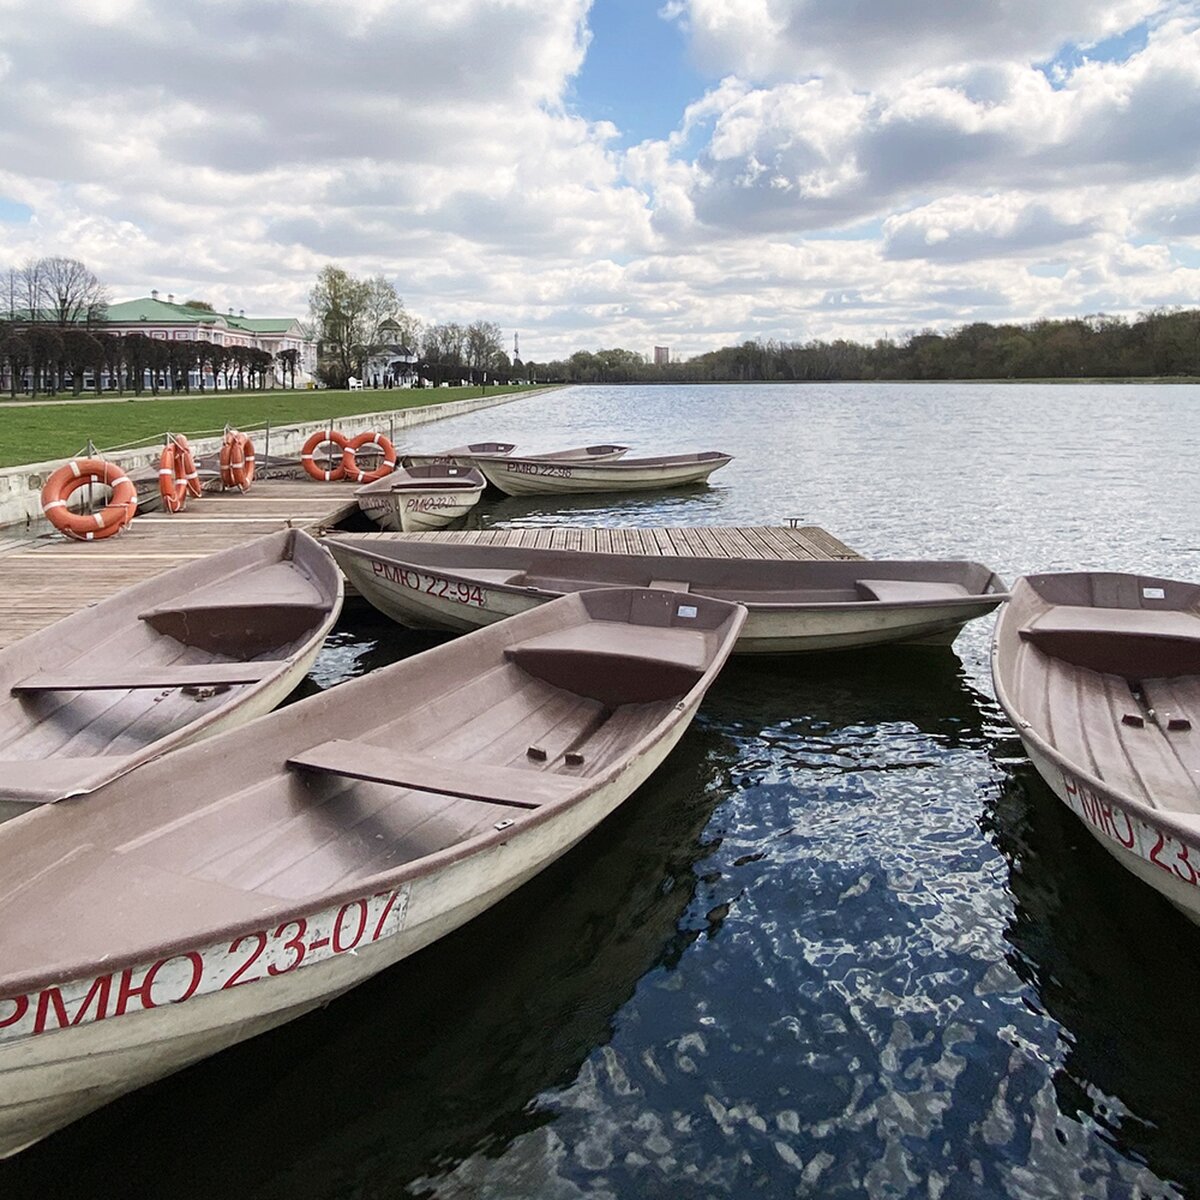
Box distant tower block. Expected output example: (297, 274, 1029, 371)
(654, 346, 670, 365)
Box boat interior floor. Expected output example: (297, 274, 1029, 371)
(1017, 605, 1200, 813)
(118, 665, 673, 903)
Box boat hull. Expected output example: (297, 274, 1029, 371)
(332, 545, 1001, 651)
(0, 694, 699, 1156)
(991, 571, 1200, 925)
(1013, 735, 1200, 924)
(356, 486, 484, 532)
(476, 455, 730, 496)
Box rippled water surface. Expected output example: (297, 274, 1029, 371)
(4, 382, 1200, 1199)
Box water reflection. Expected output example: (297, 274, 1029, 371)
(987, 762, 1200, 1196)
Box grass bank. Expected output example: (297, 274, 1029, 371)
(0, 385, 542, 469)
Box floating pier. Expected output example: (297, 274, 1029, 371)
(364, 524, 862, 560)
(0, 479, 861, 649)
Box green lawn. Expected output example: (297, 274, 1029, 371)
(0, 385, 542, 469)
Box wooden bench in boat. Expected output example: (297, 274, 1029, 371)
(288, 739, 581, 809)
(1020, 606, 1200, 678)
(854, 579, 973, 603)
(12, 659, 291, 692)
(505, 620, 710, 704)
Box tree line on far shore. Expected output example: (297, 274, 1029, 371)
(524, 308, 1200, 384)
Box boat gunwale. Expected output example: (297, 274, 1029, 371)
(0, 589, 747, 999)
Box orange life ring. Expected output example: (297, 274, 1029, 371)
(176, 435, 203, 498)
(301, 429, 348, 481)
(219, 431, 255, 492)
(341, 431, 397, 483)
(40, 458, 138, 541)
(158, 443, 188, 513)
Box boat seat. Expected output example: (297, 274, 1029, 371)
(12, 659, 290, 692)
(505, 621, 709, 704)
(1020, 606, 1200, 678)
(452, 569, 526, 586)
(139, 601, 328, 653)
(287, 739, 580, 809)
(855, 579, 973, 603)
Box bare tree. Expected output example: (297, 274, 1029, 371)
(40, 256, 109, 327)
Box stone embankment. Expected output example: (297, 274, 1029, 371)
(0, 388, 535, 530)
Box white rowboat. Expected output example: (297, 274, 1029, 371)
(323, 535, 1007, 654)
(992, 571, 1200, 923)
(355, 465, 486, 532)
(0, 529, 342, 823)
(0, 587, 745, 1156)
(474, 451, 731, 497)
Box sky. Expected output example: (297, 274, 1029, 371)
(0, 0, 1198, 362)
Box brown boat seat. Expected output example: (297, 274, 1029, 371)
(12, 659, 289, 692)
(505, 622, 709, 704)
(855, 579, 973, 603)
(1020, 606, 1200, 678)
(287, 739, 580, 809)
(139, 601, 328, 653)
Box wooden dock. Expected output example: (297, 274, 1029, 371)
(0, 479, 860, 648)
(0, 480, 359, 649)
(376, 525, 861, 560)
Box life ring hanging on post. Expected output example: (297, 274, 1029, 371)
(40, 458, 138, 541)
(219, 430, 255, 492)
(341, 432, 397, 483)
(158, 440, 188, 513)
(301, 429, 348, 482)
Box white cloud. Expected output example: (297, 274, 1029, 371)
(670, 0, 1171, 85)
(0, 0, 1197, 359)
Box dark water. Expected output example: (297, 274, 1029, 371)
(3, 382, 1200, 1199)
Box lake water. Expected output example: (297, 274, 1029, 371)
(3, 382, 1200, 1199)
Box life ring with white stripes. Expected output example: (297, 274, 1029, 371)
(301, 429, 348, 481)
(219, 431, 255, 492)
(158, 442, 188, 513)
(40, 458, 138, 541)
(341, 431, 397, 483)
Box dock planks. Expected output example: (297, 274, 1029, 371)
(353, 524, 862, 560)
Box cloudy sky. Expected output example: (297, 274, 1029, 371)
(1, 0, 1198, 361)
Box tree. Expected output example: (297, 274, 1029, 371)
(39, 256, 109, 327)
(309, 265, 373, 387)
(465, 321, 505, 373)
(277, 348, 299, 388)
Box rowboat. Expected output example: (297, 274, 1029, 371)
(474, 451, 732, 496)
(402, 442, 516, 467)
(322, 535, 1007, 653)
(355, 465, 486, 532)
(403, 444, 629, 469)
(992, 571, 1200, 922)
(0, 586, 745, 1156)
(0, 529, 343, 822)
